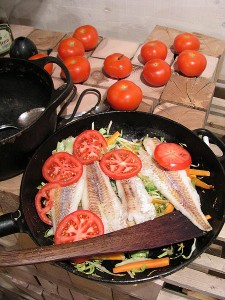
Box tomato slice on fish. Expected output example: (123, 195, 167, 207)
(35, 182, 61, 225)
(154, 142, 192, 171)
(100, 149, 142, 180)
(54, 210, 104, 245)
(73, 130, 108, 165)
(42, 152, 83, 187)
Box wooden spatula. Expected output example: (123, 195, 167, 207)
(0, 211, 205, 267)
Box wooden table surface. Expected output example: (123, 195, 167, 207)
(0, 24, 225, 300)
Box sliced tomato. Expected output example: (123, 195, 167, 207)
(73, 130, 108, 164)
(154, 142, 192, 171)
(100, 149, 142, 180)
(35, 183, 61, 225)
(54, 210, 104, 245)
(42, 152, 83, 187)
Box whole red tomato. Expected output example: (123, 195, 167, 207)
(177, 50, 207, 77)
(173, 33, 200, 54)
(61, 56, 90, 83)
(140, 40, 167, 63)
(73, 25, 98, 51)
(143, 59, 171, 87)
(103, 53, 132, 79)
(107, 80, 142, 110)
(57, 37, 85, 61)
(28, 53, 53, 75)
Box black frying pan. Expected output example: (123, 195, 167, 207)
(0, 57, 73, 180)
(0, 111, 225, 284)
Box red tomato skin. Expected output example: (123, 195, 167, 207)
(73, 130, 108, 165)
(107, 80, 142, 111)
(154, 143, 192, 171)
(57, 37, 85, 61)
(54, 210, 104, 245)
(143, 58, 171, 87)
(61, 56, 90, 83)
(29, 53, 53, 75)
(35, 182, 61, 225)
(177, 50, 207, 77)
(42, 152, 83, 187)
(100, 149, 142, 180)
(140, 40, 167, 63)
(73, 25, 99, 51)
(174, 33, 200, 54)
(103, 53, 132, 79)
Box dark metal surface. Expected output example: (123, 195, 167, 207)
(1, 111, 225, 284)
(0, 57, 73, 180)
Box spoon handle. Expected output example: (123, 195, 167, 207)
(0, 124, 19, 130)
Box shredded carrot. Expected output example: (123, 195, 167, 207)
(91, 253, 125, 261)
(113, 257, 170, 274)
(193, 178, 214, 189)
(164, 203, 175, 214)
(152, 199, 168, 204)
(205, 214, 212, 220)
(107, 131, 120, 145)
(186, 168, 210, 177)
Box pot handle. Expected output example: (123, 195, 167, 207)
(31, 56, 73, 112)
(57, 88, 102, 128)
(0, 210, 28, 238)
(193, 128, 225, 163)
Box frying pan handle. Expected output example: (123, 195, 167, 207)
(0, 210, 28, 238)
(31, 56, 73, 112)
(57, 88, 102, 128)
(193, 128, 225, 163)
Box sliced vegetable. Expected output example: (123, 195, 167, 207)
(100, 149, 142, 180)
(192, 178, 214, 189)
(107, 131, 120, 145)
(186, 168, 210, 177)
(154, 142, 192, 171)
(113, 257, 170, 273)
(35, 183, 61, 225)
(164, 203, 175, 214)
(73, 130, 108, 164)
(54, 210, 104, 245)
(42, 152, 83, 187)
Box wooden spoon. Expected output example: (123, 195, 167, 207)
(0, 211, 205, 267)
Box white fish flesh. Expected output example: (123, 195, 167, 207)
(138, 137, 212, 231)
(82, 161, 127, 233)
(116, 176, 156, 225)
(50, 173, 85, 233)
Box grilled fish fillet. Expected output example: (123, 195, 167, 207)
(82, 161, 127, 233)
(116, 177, 156, 225)
(138, 137, 212, 231)
(51, 173, 85, 233)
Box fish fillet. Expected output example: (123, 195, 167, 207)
(138, 137, 212, 231)
(51, 173, 85, 233)
(116, 176, 156, 225)
(82, 161, 127, 233)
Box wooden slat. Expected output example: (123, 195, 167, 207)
(190, 252, 225, 275)
(163, 267, 225, 300)
(157, 290, 189, 300)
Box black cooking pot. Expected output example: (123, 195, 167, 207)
(0, 111, 225, 284)
(0, 56, 73, 180)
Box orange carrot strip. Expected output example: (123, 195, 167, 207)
(164, 203, 175, 214)
(113, 257, 170, 274)
(152, 199, 168, 204)
(186, 168, 210, 177)
(193, 178, 214, 189)
(107, 131, 120, 145)
(91, 253, 125, 261)
(205, 214, 212, 220)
